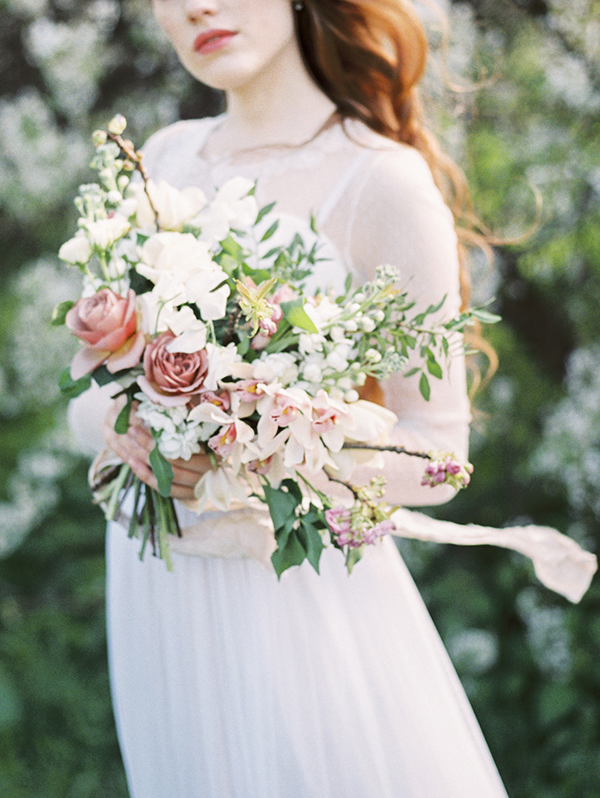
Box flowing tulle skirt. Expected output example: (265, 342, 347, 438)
(106, 523, 509, 798)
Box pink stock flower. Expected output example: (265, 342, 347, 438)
(421, 453, 473, 489)
(66, 288, 145, 380)
(325, 506, 395, 549)
(138, 331, 209, 407)
(325, 507, 352, 544)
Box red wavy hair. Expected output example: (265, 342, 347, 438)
(293, 0, 483, 308)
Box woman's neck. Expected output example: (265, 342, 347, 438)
(209, 48, 337, 157)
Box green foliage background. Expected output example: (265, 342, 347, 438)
(0, 0, 598, 795)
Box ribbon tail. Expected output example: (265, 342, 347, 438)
(391, 508, 597, 603)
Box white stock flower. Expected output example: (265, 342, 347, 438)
(253, 352, 298, 385)
(134, 395, 203, 461)
(133, 180, 207, 231)
(83, 214, 131, 250)
(303, 296, 342, 331)
(58, 234, 92, 265)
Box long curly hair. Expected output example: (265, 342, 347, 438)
(293, 0, 496, 391)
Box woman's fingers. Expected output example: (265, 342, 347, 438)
(102, 396, 214, 499)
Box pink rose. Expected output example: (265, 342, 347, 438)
(138, 331, 209, 407)
(66, 288, 145, 380)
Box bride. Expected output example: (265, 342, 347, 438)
(72, 0, 516, 795)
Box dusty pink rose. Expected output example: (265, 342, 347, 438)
(66, 288, 145, 380)
(138, 331, 209, 407)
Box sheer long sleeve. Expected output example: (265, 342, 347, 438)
(335, 145, 471, 507)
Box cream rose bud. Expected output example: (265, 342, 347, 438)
(138, 331, 209, 408)
(59, 235, 93, 265)
(65, 288, 146, 380)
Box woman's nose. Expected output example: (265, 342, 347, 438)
(183, 0, 217, 21)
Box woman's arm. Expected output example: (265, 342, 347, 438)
(340, 145, 472, 507)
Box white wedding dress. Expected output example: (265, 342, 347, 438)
(71, 116, 512, 797)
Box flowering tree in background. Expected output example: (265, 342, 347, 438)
(0, 0, 598, 795)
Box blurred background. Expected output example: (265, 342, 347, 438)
(0, 0, 599, 795)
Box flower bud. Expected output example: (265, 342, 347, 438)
(92, 130, 107, 146)
(365, 348, 382, 363)
(107, 114, 127, 136)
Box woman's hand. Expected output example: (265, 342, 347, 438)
(102, 395, 213, 501)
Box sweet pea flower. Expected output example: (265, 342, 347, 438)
(132, 180, 207, 232)
(138, 331, 209, 407)
(191, 176, 258, 243)
(138, 232, 230, 320)
(66, 288, 145, 380)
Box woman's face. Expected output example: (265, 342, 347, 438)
(151, 0, 300, 93)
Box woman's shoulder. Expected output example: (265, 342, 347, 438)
(340, 120, 450, 220)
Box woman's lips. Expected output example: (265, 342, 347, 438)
(194, 30, 237, 54)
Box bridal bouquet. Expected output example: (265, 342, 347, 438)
(54, 116, 489, 576)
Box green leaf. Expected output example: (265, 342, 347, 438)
(261, 220, 279, 242)
(255, 201, 276, 224)
(280, 299, 318, 333)
(241, 263, 271, 283)
(297, 518, 325, 574)
(149, 442, 174, 498)
(403, 366, 420, 378)
(114, 394, 132, 435)
(271, 529, 307, 578)
(51, 300, 75, 326)
(263, 482, 300, 533)
(419, 372, 431, 401)
(425, 295, 447, 315)
(92, 365, 116, 386)
(426, 358, 443, 379)
(58, 367, 92, 398)
(236, 331, 250, 356)
(220, 234, 244, 260)
(471, 308, 502, 324)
